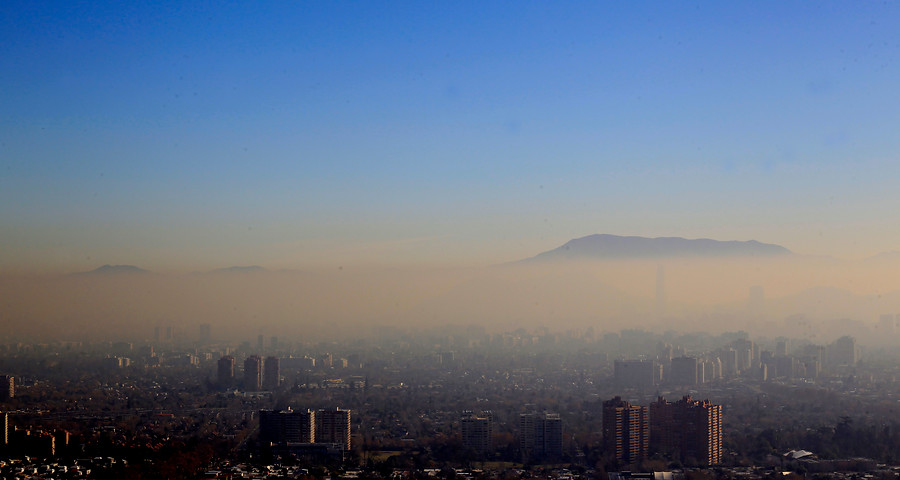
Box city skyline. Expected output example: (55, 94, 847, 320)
(4, 3, 900, 273)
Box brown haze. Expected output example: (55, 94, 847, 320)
(4, 251, 900, 345)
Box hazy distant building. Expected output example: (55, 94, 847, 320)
(461, 411, 493, 455)
(259, 408, 315, 445)
(775, 340, 789, 357)
(829, 336, 858, 367)
(263, 356, 280, 390)
(316, 408, 351, 450)
(614, 360, 656, 388)
(0, 375, 13, 400)
(244, 355, 263, 391)
(218, 356, 235, 388)
(669, 356, 699, 386)
(602, 396, 648, 465)
(732, 339, 755, 372)
(650, 396, 722, 466)
(520, 412, 563, 462)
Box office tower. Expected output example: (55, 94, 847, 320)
(731, 339, 755, 372)
(669, 356, 699, 385)
(259, 408, 315, 445)
(650, 396, 722, 466)
(1, 411, 7, 446)
(316, 408, 351, 450)
(776, 340, 789, 357)
(461, 411, 493, 455)
(244, 355, 263, 391)
(520, 412, 563, 462)
(0, 375, 13, 400)
(218, 356, 235, 388)
(829, 336, 858, 367)
(614, 360, 656, 388)
(263, 356, 281, 390)
(602, 396, 648, 465)
(257, 335, 264, 352)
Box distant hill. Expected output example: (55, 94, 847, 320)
(526, 234, 792, 261)
(83, 264, 150, 275)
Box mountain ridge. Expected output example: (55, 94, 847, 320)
(525, 234, 792, 261)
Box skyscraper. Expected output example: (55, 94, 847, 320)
(650, 396, 722, 466)
(602, 396, 648, 465)
(669, 356, 699, 386)
(244, 355, 262, 392)
(614, 360, 657, 388)
(0, 375, 13, 400)
(217, 356, 235, 388)
(829, 336, 858, 367)
(520, 412, 563, 462)
(263, 356, 280, 391)
(461, 411, 493, 455)
(316, 407, 351, 450)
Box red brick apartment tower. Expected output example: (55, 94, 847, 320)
(602, 396, 649, 465)
(650, 395, 722, 466)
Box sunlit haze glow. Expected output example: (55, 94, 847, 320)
(3, 3, 900, 342)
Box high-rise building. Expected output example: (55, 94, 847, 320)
(217, 356, 235, 388)
(829, 336, 858, 367)
(1, 411, 7, 446)
(316, 408, 351, 450)
(244, 355, 262, 392)
(520, 412, 563, 462)
(602, 396, 648, 465)
(614, 360, 656, 388)
(263, 356, 281, 391)
(461, 411, 493, 455)
(0, 375, 13, 400)
(259, 408, 315, 445)
(650, 396, 722, 466)
(669, 356, 699, 385)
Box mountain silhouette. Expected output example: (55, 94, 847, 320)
(84, 264, 150, 274)
(526, 234, 791, 261)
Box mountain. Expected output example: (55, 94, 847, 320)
(526, 234, 792, 261)
(83, 264, 150, 275)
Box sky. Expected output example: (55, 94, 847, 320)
(3, 1, 900, 273)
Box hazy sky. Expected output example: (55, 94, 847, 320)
(3, 2, 900, 272)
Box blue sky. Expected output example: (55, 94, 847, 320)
(2, 2, 900, 271)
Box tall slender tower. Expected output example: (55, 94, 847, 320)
(217, 356, 235, 388)
(602, 396, 649, 465)
(243, 355, 262, 392)
(0, 375, 13, 400)
(263, 356, 280, 390)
